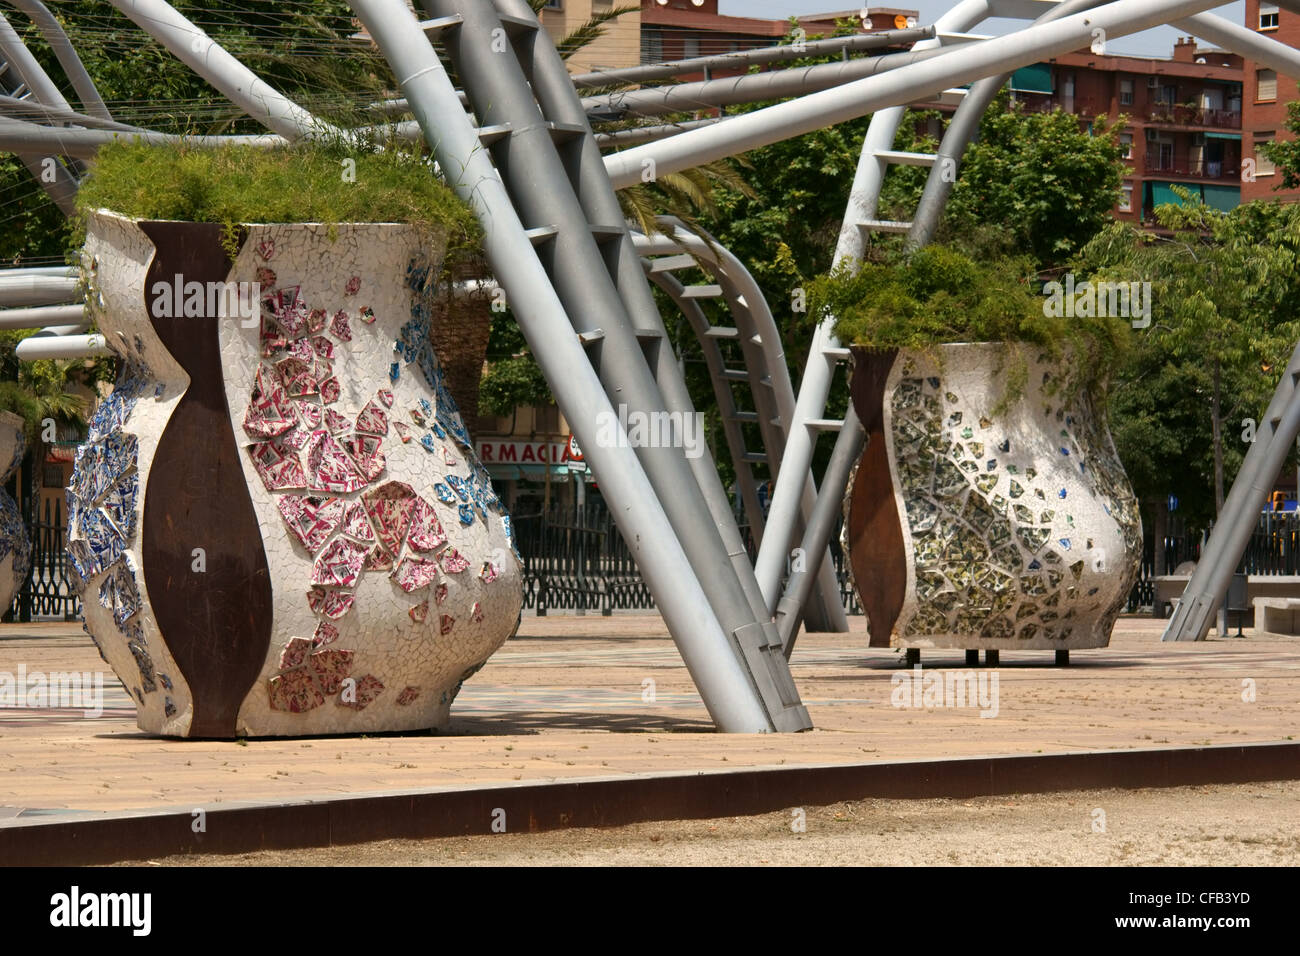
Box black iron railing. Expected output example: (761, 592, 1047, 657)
(11, 495, 79, 622)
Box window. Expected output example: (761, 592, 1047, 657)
(641, 29, 663, 64)
(1158, 84, 1177, 105)
(1256, 134, 1277, 176)
(543, 0, 562, 8)
(1119, 184, 1134, 212)
(1119, 132, 1133, 159)
(1257, 68, 1277, 102)
(1260, 3, 1280, 30)
(683, 36, 700, 58)
(1119, 78, 1133, 105)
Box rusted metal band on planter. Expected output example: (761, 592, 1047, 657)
(139, 221, 273, 738)
(847, 347, 905, 648)
(2, 742, 1298, 865)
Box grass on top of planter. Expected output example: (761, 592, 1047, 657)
(807, 245, 1130, 402)
(74, 139, 482, 259)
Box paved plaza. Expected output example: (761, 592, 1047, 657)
(0, 613, 1296, 819)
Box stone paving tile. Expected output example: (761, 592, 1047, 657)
(0, 615, 1296, 816)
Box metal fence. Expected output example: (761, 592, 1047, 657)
(16, 489, 1300, 621)
(9, 495, 80, 622)
(512, 499, 862, 616)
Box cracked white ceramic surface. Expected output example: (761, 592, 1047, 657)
(873, 343, 1142, 650)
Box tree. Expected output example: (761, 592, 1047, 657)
(1076, 194, 1300, 534)
(1258, 101, 1300, 190)
(944, 93, 1127, 268)
(1, 1, 389, 263)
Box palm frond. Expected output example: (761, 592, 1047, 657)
(558, 5, 640, 61)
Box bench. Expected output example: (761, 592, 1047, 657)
(1253, 597, 1300, 637)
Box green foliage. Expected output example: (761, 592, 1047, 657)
(2, 1, 395, 263)
(0, 345, 87, 447)
(809, 245, 1130, 405)
(1076, 194, 1300, 523)
(74, 140, 481, 258)
(478, 309, 553, 419)
(944, 93, 1127, 267)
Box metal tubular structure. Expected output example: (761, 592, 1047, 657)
(0, 10, 79, 213)
(581, 45, 952, 121)
(777, 407, 866, 655)
(0, 94, 137, 131)
(107, 0, 340, 142)
(349, 0, 792, 733)
(1163, 343, 1300, 642)
(0, 118, 285, 157)
(15, 331, 110, 359)
(6, 0, 1299, 724)
(571, 27, 935, 89)
(0, 303, 84, 329)
(366, 28, 937, 116)
(1179, 10, 1300, 76)
(5, 0, 112, 119)
(753, 0, 1221, 617)
(909, 0, 1108, 249)
(633, 223, 846, 634)
(595, 118, 723, 148)
(602, 0, 1228, 189)
(456, 0, 809, 728)
(0, 271, 79, 307)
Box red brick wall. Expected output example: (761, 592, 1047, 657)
(1242, 1, 1300, 202)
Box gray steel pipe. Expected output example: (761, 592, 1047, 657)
(571, 27, 935, 90)
(581, 45, 953, 120)
(0, 272, 79, 306)
(4, 0, 112, 119)
(0, 303, 84, 329)
(15, 331, 109, 359)
(0, 117, 286, 158)
(603, 0, 1228, 188)
(484, 0, 809, 730)
(366, 28, 936, 115)
(1163, 340, 1300, 641)
(1179, 10, 1300, 79)
(777, 406, 866, 655)
(108, 0, 341, 142)
(910, 0, 1108, 248)
(349, 0, 776, 732)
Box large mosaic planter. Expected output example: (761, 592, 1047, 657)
(844, 343, 1141, 651)
(68, 212, 523, 736)
(0, 411, 31, 614)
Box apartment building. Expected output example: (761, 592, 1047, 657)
(1241, 1, 1300, 203)
(1010, 38, 1246, 224)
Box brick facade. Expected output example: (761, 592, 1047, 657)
(1241, 1, 1300, 202)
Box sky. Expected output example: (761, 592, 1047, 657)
(719, 1, 1247, 58)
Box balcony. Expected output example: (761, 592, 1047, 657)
(1146, 104, 1241, 129)
(1143, 154, 1241, 180)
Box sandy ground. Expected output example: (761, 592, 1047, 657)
(124, 780, 1300, 866)
(4, 615, 1299, 815)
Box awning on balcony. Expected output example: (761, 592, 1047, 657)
(1201, 183, 1241, 211)
(1147, 180, 1240, 212)
(1010, 63, 1053, 94)
(1204, 131, 1242, 141)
